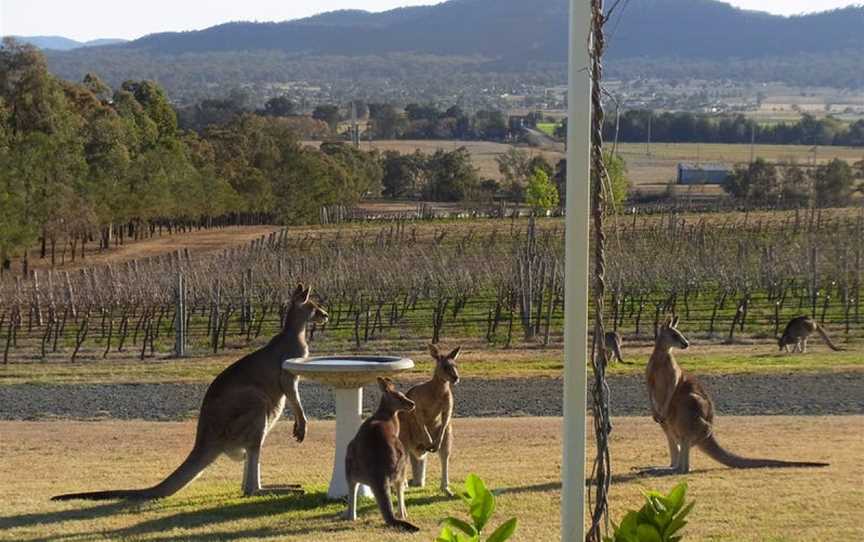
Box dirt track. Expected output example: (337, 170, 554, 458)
(1, 372, 861, 421)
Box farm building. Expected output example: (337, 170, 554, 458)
(677, 162, 731, 185)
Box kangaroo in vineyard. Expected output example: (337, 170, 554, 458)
(399, 343, 461, 496)
(643, 315, 829, 475)
(604, 331, 628, 364)
(778, 315, 842, 353)
(52, 284, 327, 501)
(344, 378, 420, 532)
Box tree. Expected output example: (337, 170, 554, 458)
(780, 163, 811, 208)
(524, 168, 559, 213)
(312, 104, 341, 132)
(723, 158, 779, 204)
(262, 95, 296, 117)
(424, 147, 479, 202)
(381, 150, 425, 198)
(813, 158, 854, 207)
(369, 103, 405, 139)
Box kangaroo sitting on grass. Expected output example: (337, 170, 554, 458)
(52, 284, 327, 501)
(344, 377, 420, 533)
(399, 343, 461, 496)
(643, 315, 829, 475)
(778, 315, 842, 353)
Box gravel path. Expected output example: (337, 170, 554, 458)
(1, 372, 861, 421)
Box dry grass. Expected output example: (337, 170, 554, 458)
(1, 416, 860, 541)
(12, 226, 282, 276)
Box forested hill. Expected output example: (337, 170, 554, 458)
(65, 0, 864, 61)
(40, 0, 864, 96)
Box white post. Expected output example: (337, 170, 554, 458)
(328, 387, 372, 499)
(563, 0, 591, 540)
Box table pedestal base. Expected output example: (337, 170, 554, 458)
(328, 387, 372, 499)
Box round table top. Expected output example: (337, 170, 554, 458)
(283, 355, 414, 388)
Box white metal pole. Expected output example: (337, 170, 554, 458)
(562, 0, 592, 540)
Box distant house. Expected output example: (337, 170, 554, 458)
(677, 162, 731, 185)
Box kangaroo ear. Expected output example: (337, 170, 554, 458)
(302, 286, 312, 304)
(428, 343, 440, 358)
(672, 315, 680, 328)
(663, 315, 672, 328)
(377, 377, 392, 392)
(448, 347, 462, 360)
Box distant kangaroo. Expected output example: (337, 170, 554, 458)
(604, 331, 628, 364)
(644, 315, 829, 474)
(778, 315, 841, 353)
(344, 377, 420, 533)
(399, 343, 461, 496)
(53, 284, 328, 501)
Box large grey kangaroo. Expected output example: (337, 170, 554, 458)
(398, 343, 460, 496)
(52, 284, 328, 501)
(644, 315, 829, 475)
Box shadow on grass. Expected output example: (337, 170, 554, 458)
(2, 491, 360, 542)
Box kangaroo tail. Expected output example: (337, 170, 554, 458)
(371, 483, 420, 532)
(816, 326, 842, 351)
(51, 446, 219, 501)
(699, 434, 828, 469)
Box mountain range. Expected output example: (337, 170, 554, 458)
(6, 36, 127, 51)
(23, 0, 864, 100)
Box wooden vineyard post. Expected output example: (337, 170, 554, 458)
(175, 272, 187, 357)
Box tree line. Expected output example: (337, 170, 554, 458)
(0, 40, 383, 273)
(723, 158, 863, 208)
(598, 110, 864, 147)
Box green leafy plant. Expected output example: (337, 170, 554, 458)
(436, 474, 517, 542)
(604, 482, 694, 542)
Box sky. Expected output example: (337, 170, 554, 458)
(0, 0, 859, 42)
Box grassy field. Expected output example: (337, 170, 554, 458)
(2, 416, 859, 541)
(2, 343, 862, 387)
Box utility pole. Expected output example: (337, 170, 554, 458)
(749, 122, 756, 164)
(563, 0, 590, 540)
(646, 111, 652, 156)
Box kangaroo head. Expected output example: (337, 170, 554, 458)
(378, 377, 415, 413)
(288, 283, 329, 326)
(428, 343, 461, 385)
(777, 335, 788, 351)
(657, 315, 689, 351)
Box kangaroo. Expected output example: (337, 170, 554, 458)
(399, 343, 461, 496)
(604, 331, 628, 364)
(778, 315, 841, 353)
(644, 315, 829, 475)
(52, 284, 328, 501)
(344, 377, 420, 533)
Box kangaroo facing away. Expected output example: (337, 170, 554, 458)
(344, 378, 420, 532)
(604, 331, 629, 364)
(644, 315, 829, 475)
(779, 315, 841, 353)
(399, 343, 461, 496)
(52, 284, 328, 501)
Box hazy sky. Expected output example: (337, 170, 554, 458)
(0, 0, 859, 42)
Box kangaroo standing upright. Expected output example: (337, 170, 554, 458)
(778, 315, 841, 352)
(399, 344, 461, 496)
(344, 378, 420, 532)
(52, 284, 328, 501)
(644, 315, 829, 475)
